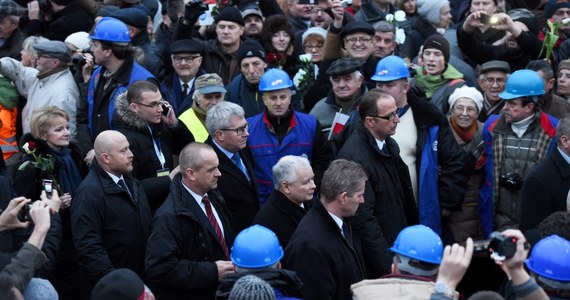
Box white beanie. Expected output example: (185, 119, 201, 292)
(448, 86, 484, 113)
(416, 0, 449, 25)
(302, 27, 327, 45)
(64, 31, 90, 51)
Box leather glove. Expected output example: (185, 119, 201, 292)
(184, 1, 208, 25)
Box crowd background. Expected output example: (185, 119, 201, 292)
(0, 0, 569, 299)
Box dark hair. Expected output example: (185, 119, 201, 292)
(320, 159, 367, 203)
(538, 211, 570, 241)
(527, 60, 554, 81)
(358, 88, 392, 120)
(99, 40, 132, 60)
(126, 80, 159, 104)
(260, 15, 295, 54)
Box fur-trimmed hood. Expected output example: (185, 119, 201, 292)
(113, 91, 150, 131)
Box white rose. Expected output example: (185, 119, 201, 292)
(293, 69, 307, 87)
(385, 14, 394, 22)
(299, 53, 312, 63)
(395, 28, 406, 44)
(563, 18, 570, 25)
(395, 10, 406, 22)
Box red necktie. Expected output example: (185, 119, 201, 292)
(202, 196, 229, 259)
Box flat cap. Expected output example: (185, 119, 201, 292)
(241, 8, 263, 19)
(340, 21, 374, 39)
(109, 7, 148, 29)
(480, 60, 510, 74)
(33, 40, 72, 63)
(327, 57, 362, 76)
(0, 0, 24, 20)
(215, 6, 244, 26)
(195, 73, 227, 94)
(170, 39, 203, 55)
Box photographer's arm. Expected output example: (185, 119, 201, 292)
(0, 201, 50, 293)
(500, 229, 548, 300)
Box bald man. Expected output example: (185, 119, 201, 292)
(71, 130, 152, 299)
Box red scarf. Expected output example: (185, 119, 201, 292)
(450, 117, 477, 143)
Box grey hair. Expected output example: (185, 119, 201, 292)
(272, 155, 312, 191)
(22, 36, 49, 62)
(373, 21, 394, 33)
(179, 142, 214, 173)
(320, 159, 368, 203)
(192, 89, 227, 103)
(205, 101, 245, 135)
(556, 114, 570, 147)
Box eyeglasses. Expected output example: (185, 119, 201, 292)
(311, 7, 326, 14)
(304, 44, 324, 50)
(344, 37, 372, 44)
(483, 77, 506, 85)
(219, 124, 248, 135)
(369, 112, 399, 121)
(453, 105, 477, 114)
(172, 55, 201, 64)
(136, 100, 163, 109)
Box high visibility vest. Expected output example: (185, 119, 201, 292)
(179, 109, 209, 143)
(0, 106, 18, 161)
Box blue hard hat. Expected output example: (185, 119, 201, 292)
(90, 17, 130, 44)
(526, 235, 570, 281)
(230, 225, 284, 268)
(371, 55, 410, 81)
(259, 68, 293, 92)
(390, 225, 443, 264)
(499, 69, 544, 100)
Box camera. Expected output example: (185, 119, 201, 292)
(186, 0, 208, 12)
(17, 204, 32, 222)
(71, 50, 93, 67)
(488, 231, 530, 259)
(500, 172, 523, 191)
(480, 13, 500, 25)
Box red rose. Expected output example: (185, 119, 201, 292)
(276, 53, 283, 61)
(28, 140, 36, 151)
(266, 53, 277, 63)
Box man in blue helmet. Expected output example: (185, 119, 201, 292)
(369, 55, 470, 243)
(247, 68, 331, 205)
(75, 17, 155, 162)
(351, 225, 456, 299)
(526, 234, 570, 298)
(216, 225, 303, 299)
(481, 69, 558, 233)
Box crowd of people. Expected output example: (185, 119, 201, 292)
(0, 0, 569, 299)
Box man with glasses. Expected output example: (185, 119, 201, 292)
(0, 40, 79, 135)
(205, 101, 259, 234)
(477, 60, 510, 122)
(336, 88, 418, 278)
(113, 80, 194, 211)
(371, 56, 469, 244)
(161, 39, 205, 116)
(179, 73, 226, 142)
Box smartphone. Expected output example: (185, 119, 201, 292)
(162, 104, 171, 118)
(340, 0, 352, 8)
(480, 13, 499, 25)
(43, 179, 53, 199)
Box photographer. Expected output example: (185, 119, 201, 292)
(25, 0, 93, 42)
(0, 193, 60, 300)
(431, 230, 549, 300)
(480, 69, 558, 233)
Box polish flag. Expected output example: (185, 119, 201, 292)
(329, 112, 350, 140)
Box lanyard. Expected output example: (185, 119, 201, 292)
(148, 126, 166, 168)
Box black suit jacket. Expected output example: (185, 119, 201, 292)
(253, 189, 310, 248)
(206, 137, 260, 234)
(520, 148, 570, 232)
